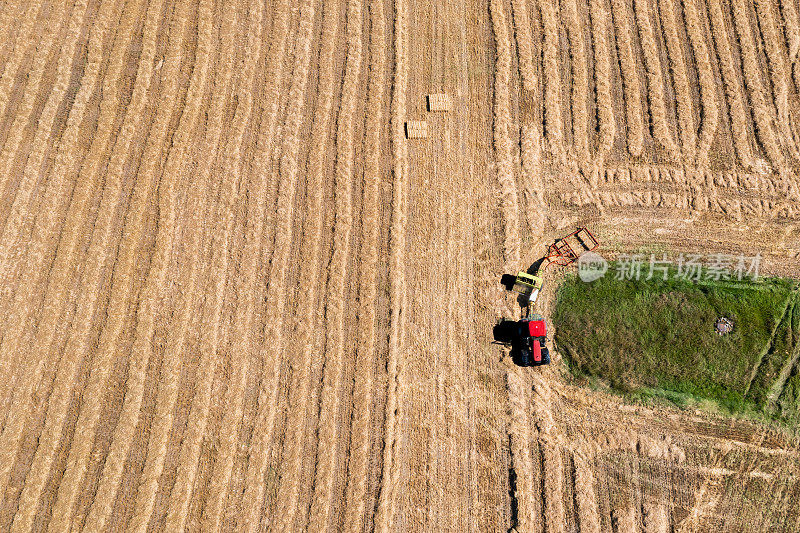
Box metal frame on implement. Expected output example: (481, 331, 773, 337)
(544, 227, 599, 267)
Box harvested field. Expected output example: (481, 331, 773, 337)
(0, 0, 798, 531)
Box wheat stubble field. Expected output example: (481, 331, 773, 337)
(0, 0, 799, 530)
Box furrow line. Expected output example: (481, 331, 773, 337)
(633, 0, 679, 154)
(0, 0, 70, 232)
(0, 1, 43, 137)
(1, 0, 107, 527)
(374, 0, 408, 528)
(491, 0, 521, 268)
(755, 0, 800, 161)
(538, 0, 564, 159)
(730, 0, 788, 170)
(82, 0, 215, 529)
(610, 0, 645, 156)
(0, 0, 88, 303)
(564, 0, 590, 160)
(0, 0, 25, 74)
(200, 2, 304, 531)
(507, 371, 537, 532)
(707, 0, 756, 168)
(0, 0, 142, 504)
(780, 0, 800, 88)
(658, 0, 697, 154)
(271, 1, 341, 530)
(342, 0, 386, 529)
(573, 450, 601, 533)
(44, 0, 189, 528)
(682, 0, 719, 165)
(306, 0, 363, 530)
(511, 0, 537, 93)
(589, 0, 616, 161)
(160, 6, 242, 530)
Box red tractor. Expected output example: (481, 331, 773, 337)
(493, 313, 550, 367)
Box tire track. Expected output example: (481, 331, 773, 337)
(610, 0, 645, 157)
(160, 7, 242, 530)
(200, 2, 305, 531)
(589, 0, 616, 161)
(271, 1, 340, 529)
(341, 0, 386, 529)
(707, 0, 755, 168)
(305, 0, 362, 529)
(81, 0, 214, 529)
(0, 0, 142, 504)
(375, 0, 408, 527)
(682, 0, 719, 165)
(633, 0, 680, 154)
(44, 1, 190, 528)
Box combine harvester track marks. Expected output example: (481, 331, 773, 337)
(45, 1, 189, 528)
(754, 0, 800, 161)
(375, 0, 408, 528)
(512, 0, 537, 93)
(161, 7, 243, 530)
(83, 0, 216, 530)
(633, 0, 679, 155)
(342, 0, 386, 530)
(232, 2, 316, 531)
(682, 0, 719, 166)
(610, 0, 645, 157)
(0, 0, 145, 510)
(707, 0, 755, 168)
(657, 0, 696, 157)
(307, 0, 363, 529)
(564, 0, 590, 162)
(730, 0, 788, 171)
(538, 0, 564, 160)
(589, 0, 616, 162)
(0, 0, 89, 312)
(271, 0, 340, 529)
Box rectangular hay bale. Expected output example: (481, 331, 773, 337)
(405, 120, 428, 139)
(427, 93, 452, 112)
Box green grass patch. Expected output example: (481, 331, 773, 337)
(553, 265, 800, 426)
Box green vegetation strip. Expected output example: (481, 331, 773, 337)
(553, 265, 800, 426)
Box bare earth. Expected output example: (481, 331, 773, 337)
(0, 0, 798, 531)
